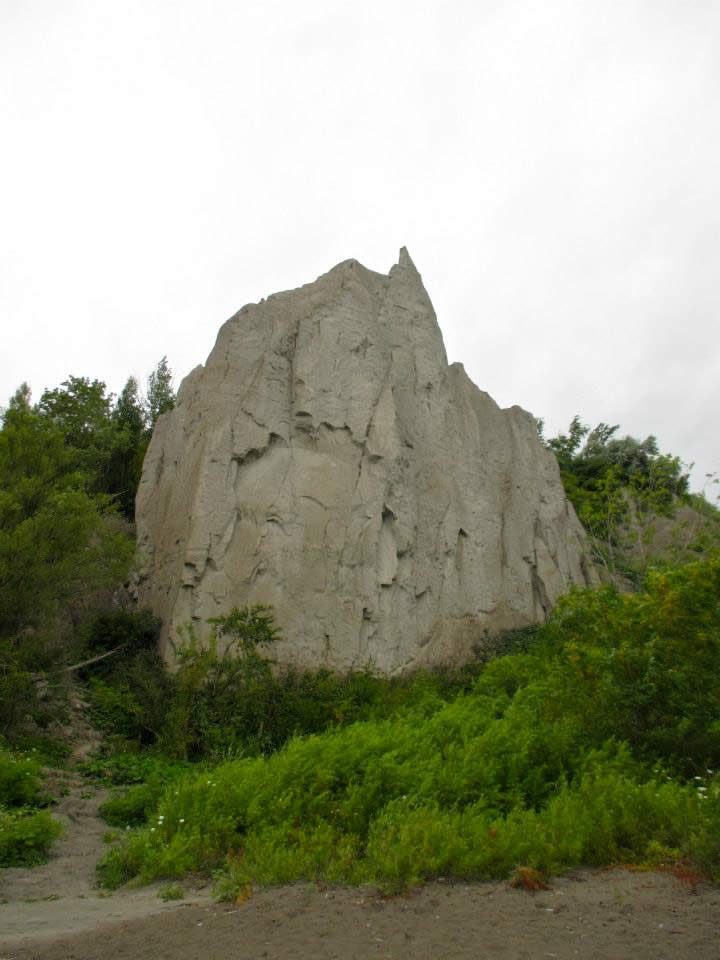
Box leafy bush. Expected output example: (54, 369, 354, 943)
(542, 416, 693, 575)
(84, 611, 172, 747)
(540, 552, 720, 772)
(99, 760, 194, 827)
(0, 659, 37, 742)
(0, 807, 62, 867)
(0, 746, 44, 807)
(100, 782, 168, 828)
(79, 749, 184, 786)
(0, 745, 60, 867)
(89, 679, 146, 741)
(87, 605, 486, 764)
(97, 554, 720, 892)
(158, 608, 278, 760)
(10, 735, 71, 767)
(97, 735, 718, 894)
(85, 609, 162, 660)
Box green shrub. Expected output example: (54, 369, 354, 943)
(85, 609, 161, 660)
(98, 742, 717, 895)
(0, 746, 44, 807)
(99, 761, 192, 827)
(11, 735, 71, 767)
(97, 554, 720, 893)
(85, 604, 488, 765)
(80, 750, 190, 786)
(540, 552, 720, 772)
(0, 807, 62, 866)
(100, 782, 163, 828)
(159, 882, 184, 900)
(84, 611, 172, 748)
(0, 656, 38, 740)
(89, 678, 146, 740)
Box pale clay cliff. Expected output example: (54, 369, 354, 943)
(136, 249, 598, 673)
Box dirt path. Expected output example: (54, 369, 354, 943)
(0, 772, 211, 950)
(2, 777, 719, 959)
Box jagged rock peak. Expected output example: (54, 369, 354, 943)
(135, 251, 597, 673)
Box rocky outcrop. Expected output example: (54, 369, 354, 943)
(135, 249, 597, 673)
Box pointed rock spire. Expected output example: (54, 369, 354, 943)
(136, 253, 597, 674)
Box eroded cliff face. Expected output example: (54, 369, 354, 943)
(135, 249, 596, 672)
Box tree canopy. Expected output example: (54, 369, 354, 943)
(0, 355, 176, 680)
(541, 416, 697, 575)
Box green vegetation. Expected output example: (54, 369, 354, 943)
(2, 372, 719, 892)
(0, 806, 62, 867)
(0, 359, 175, 750)
(0, 745, 61, 866)
(96, 553, 720, 895)
(541, 417, 720, 578)
(0, 745, 47, 807)
(0, 362, 176, 867)
(82, 605, 483, 773)
(0, 388, 133, 745)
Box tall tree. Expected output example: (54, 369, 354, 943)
(37, 376, 120, 494)
(110, 377, 148, 519)
(146, 356, 175, 426)
(0, 396, 132, 643)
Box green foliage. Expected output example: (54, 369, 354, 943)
(89, 678, 150, 742)
(159, 882, 185, 900)
(108, 377, 148, 518)
(100, 766, 190, 828)
(37, 375, 143, 519)
(0, 659, 38, 740)
(0, 394, 133, 741)
(100, 783, 165, 828)
(0, 807, 62, 867)
(20, 358, 175, 522)
(97, 554, 720, 892)
(79, 749, 190, 786)
(92, 606, 481, 764)
(38, 377, 114, 452)
(86, 608, 162, 660)
(542, 553, 720, 771)
(544, 416, 692, 575)
(146, 356, 176, 426)
(0, 746, 44, 807)
(0, 744, 60, 866)
(0, 397, 133, 640)
(0, 359, 171, 741)
(161, 606, 281, 760)
(84, 611, 172, 747)
(10, 735, 71, 767)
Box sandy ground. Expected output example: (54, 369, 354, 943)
(1, 777, 719, 960)
(0, 772, 211, 953)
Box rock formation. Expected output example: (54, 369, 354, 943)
(135, 249, 597, 673)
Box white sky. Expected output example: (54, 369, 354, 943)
(2, 0, 718, 493)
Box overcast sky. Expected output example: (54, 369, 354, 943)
(2, 0, 718, 494)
